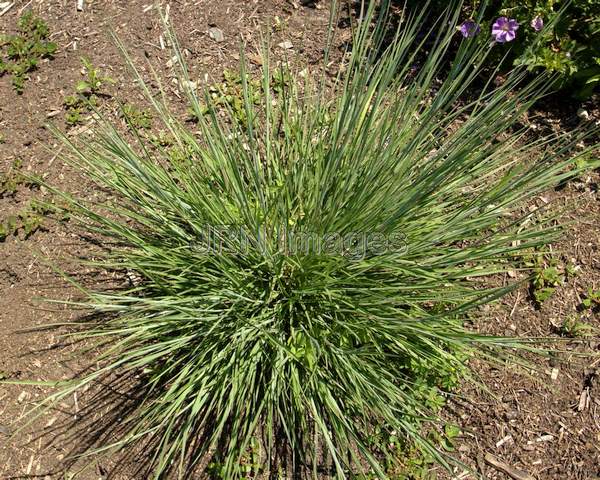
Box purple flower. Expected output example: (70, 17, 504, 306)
(492, 17, 519, 43)
(531, 16, 544, 32)
(459, 20, 480, 38)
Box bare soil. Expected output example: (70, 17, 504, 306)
(0, 1, 598, 479)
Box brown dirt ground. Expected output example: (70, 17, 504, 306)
(0, 1, 598, 479)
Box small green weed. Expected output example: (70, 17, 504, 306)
(272, 16, 287, 32)
(0, 160, 65, 242)
(0, 12, 57, 94)
(361, 347, 466, 478)
(189, 67, 295, 127)
(209, 69, 261, 127)
(77, 57, 114, 95)
(0, 159, 38, 198)
(191, 68, 286, 127)
(121, 103, 152, 130)
(207, 437, 263, 479)
(559, 314, 595, 338)
(574, 153, 595, 171)
(63, 94, 94, 125)
(148, 131, 174, 147)
(0, 200, 49, 241)
(271, 66, 292, 95)
(526, 253, 567, 305)
(564, 261, 581, 278)
(388, 424, 459, 479)
(63, 57, 114, 126)
(582, 287, 600, 311)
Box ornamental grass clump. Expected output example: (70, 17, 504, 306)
(38, 1, 596, 478)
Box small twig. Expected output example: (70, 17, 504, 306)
(17, 0, 31, 16)
(484, 453, 535, 480)
(578, 387, 590, 411)
(18, 0, 32, 17)
(48, 145, 64, 168)
(510, 291, 521, 317)
(0, 2, 14, 17)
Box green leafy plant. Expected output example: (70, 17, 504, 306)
(0, 159, 24, 198)
(271, 65, 292, 94)
(121, 103, 153, 130)
(0, 159, 61, 242)
(28, 1, 599, 478)
(0, 11, 57, 93)
(441, 424, 461, 452)
(496, 0, 600, 98)
(525, 253, 566, 304)
(559, 314, 595, 337)
(148, 130, 174, 147)
(409, 0, 600, 98)
(0, 200, 50, 241)
(63, 94, 90, 126)
(76, 57, 114, 95)
(208, 437, 264, 480)
(189, 69, 264, 127)
(63, 58, 114, 125)
(0, 159, 39, 197)
(582, 287, 600, 310)
(273, 15, 288, 32)
(18, 205, 45, 238)
(362, 353, 464, 476)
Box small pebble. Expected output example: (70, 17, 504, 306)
(278, 40, 294, 50)
(504, 410, 519, 420)
(577, 108, 590, 121)
(208, 27, 225, 43)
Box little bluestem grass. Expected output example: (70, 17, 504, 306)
(28, 1, 598, 478)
